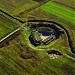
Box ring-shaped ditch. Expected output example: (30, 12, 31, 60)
(23, 21, 64, 51)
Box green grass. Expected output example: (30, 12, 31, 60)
(41, 1, 75, 25)
(0, 0, 39, 18)
(0, 0, 75, 75)
(52, 0, 75, 8)
(0, 13, 21, 41)
(0, 27, 75, 75)
(0, 32, 42, 75)
(31, 52, 75, 75)
(0, 0, 32, 12)
(12, 1, 39, 16)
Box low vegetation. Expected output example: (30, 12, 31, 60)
(0, 0, 75, 75)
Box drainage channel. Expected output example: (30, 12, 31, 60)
(28, 20, 75, 54)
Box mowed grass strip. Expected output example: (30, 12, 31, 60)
(41, 1, 75, 25)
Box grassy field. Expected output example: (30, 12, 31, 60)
(0, 30, 75, 75)
(0, 31, 41, 75)
(0, 0, 39, 20)
(52, 0, 75, 9)
(33, 51, 75, 75)
(41, 1, 75, 25)
(0, 0, 35, 12)
(0, 0, 75, 75)
(0, 12, 21, 41)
